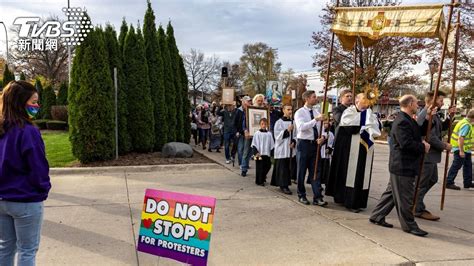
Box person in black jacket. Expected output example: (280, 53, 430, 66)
(332, 89, 352, 130)
(370, 94, 431, 237)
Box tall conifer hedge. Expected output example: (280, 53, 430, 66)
(69, 27, 116, 163)
(123, 25, 155, 152)
(158, 26, 177, 142)
(144, 2, 168, 150)
(104, 24, 132, 154)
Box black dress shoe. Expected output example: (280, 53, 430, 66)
(369, 218, 394, 228)
(406, 228, 428, 237)
(464, 182, 474, 189)
(446, 184, 461, 190)
(281, 188, 292, 195)
(299, 197, 310, 205)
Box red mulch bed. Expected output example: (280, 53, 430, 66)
(69, 151, 213, 167)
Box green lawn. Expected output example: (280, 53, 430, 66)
(41, 131, 78, 168)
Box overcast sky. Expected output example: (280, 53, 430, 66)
(0, 0, 442, 90)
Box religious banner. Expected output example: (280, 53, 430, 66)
(282, 94, 292, 105)
(137, 189, 216, 266)
(331, 4, 448, 51)
(222, 88, 234, 105)
(266, 81, 283, 106)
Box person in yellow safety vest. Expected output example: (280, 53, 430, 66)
(446, 109, 474, 190)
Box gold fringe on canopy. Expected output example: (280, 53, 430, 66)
(331, 4, 452, 51)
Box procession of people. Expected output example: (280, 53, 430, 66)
(191, 87, 473, 238)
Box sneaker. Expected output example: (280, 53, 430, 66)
(446, 184, 461, 190)
(225, 160, 231, 164)
(313, 198, 328, 207)
(298, 197, 310, 205)
(241, 171, 247, 177)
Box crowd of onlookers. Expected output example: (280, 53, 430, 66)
(190, 95, 287, 165)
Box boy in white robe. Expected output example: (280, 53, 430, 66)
(271, 104, 297, 194)
(251, 118, 274, 186)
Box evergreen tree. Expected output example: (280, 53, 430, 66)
(179, 57, 191, 143)
(69, 26, 116, 163)
(56, 82, 68, 105)
(118, 18, 128, 54)
(166, 22, 184, 142)
(158, 25, 177, 142)
(41, 85, 56, 119)
(2, 65, 15, 88)
(19, 72, 26, 80)
(144, 1, 168, 150)
(104, 24, 132, 154)
(123, 25, 155, 152)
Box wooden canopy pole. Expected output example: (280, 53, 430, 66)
(412, 0, 457, 214)
(352, 40, 357, 98)
(313, 0, 340, 181)
(441, 10, 461, 211)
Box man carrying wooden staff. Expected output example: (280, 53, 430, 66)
(415, 91, 455, 220)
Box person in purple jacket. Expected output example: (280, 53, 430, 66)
(0, 80, 51, 266)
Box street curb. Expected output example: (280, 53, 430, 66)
(49, 163, 223, 175)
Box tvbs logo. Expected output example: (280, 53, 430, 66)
(13, 7, 92, 52)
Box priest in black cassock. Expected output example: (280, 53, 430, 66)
(271, 104, 297, 194)
(326, 93, 381, 211)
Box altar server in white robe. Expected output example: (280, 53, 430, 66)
(251, 118, 274, 186)
(326, 93, 381, 211)
(320, 120, 335, 186)
(271, 104, 297, 194)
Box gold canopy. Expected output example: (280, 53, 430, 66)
(330, 4, 451, 51)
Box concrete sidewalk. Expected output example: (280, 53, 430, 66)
(38, 144, 473, 265)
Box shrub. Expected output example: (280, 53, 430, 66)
(51, 105, 68, 122)
(46, 120, 68, 131)
(41, 85, 56, 119)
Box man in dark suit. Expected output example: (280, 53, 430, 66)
(369, 94, 431, 237)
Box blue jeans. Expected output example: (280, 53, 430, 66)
(199, 128, 210, 145)
(0, 201, 44, 266)
(296, 140, 323, 200)
(237, 135, 252, 172)
(223, 131, 236, 160)
(447, 151, 472, 187)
